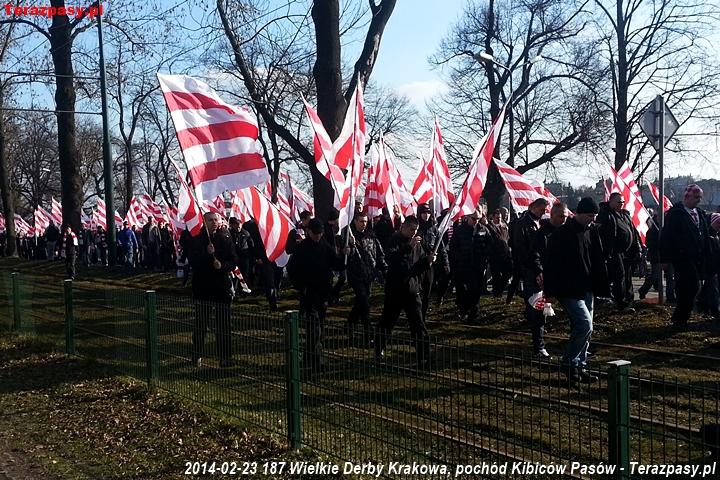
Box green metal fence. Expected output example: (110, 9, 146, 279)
(2, 271, 719, 479)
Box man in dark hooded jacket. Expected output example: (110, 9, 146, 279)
(596, 192, 641, 312)
(508, 198, 549, 303)
(375, 216, 436, 368)
(287, 218, 348, 371)
(416, 203, 449, 318)
(346, 212, 387, 345)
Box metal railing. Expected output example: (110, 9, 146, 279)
(1, 271, 719, 479)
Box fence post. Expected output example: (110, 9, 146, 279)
(11, 272, 20, 331)
(284, 310, 302, 450)
(64, 279, 75, 355)
(608, 360, 631, 479)
(145, 290, 158, 388)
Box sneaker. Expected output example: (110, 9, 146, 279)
(192, 357, 203, 368)
(617, 306, 636, 314)
(534, 349, 552, 360)
(374, 347, 385, 361)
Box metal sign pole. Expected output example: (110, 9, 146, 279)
(98, 12, 116, 266)
(656, 95, 665, 305)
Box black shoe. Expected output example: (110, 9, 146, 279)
(577, 370, 599, 384)
(219, 359, 237, 368)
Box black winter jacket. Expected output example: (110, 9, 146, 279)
(596, 203, 640, 259)
(449, 221, 491, 279)
(384, 232, 430, 295)
(347, 227, 387, 284)
(187, 227, 238, 302)
(659, 203, 709, 266)
(526, 220, 557, 276)
(417, 220, 449, 270)
(544, 218, 609, 300)
(286, 238, 345, 295)
(509, 211, 541, 269)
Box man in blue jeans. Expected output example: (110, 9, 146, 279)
(544, 197, 609, 383)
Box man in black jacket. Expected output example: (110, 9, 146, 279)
(416, 203, 449, 318)
(346, 212, 387, 346)
(660, 184, 709, 327)
(375, 215, 436, 368)
(525, 202, 569, 359)
(508, 198, 550, 303)
(285, 210, 312, 255)
(287, 218, 348, 371)
(449, 210, 491, 323)
(487, 208, 512, 298)
(544, 198, 609, 383)
(596, 193, 641, 313)
(187, 212, 238, 368)
(639, 213, 676, 302)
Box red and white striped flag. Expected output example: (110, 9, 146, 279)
(443, 104, 507, 229)
(648, 181, 672, 212)
(235, 187, 292, 267)
(429, 119, 453, 216)
(125, 197, 147, 228)
(367, 136, 416, 218)
(229, 190, 252, 223)
(51, 197, 62, 225)
(136, 194, 166, 223)
(170, 159, 204, 237)
(201, 197, 226, 218)
(264, 180, 294, 220)
(0, 213, 5, 231)
(81, 210, 92, 229)
(602, 177, 611, 202)
(607, 162, 650, 243)
(34, 206, 52, 233)
(303, 97, 348, 209)
(157, 74, 268, 202)
(95, 198, 108, 230)
(494, 159, 558, 214)
(386, 143, 417, 216)
(411, 153, 433, 205)
(15, 215, 31, 236)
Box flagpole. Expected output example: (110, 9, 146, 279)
(433, 103, 508, 256)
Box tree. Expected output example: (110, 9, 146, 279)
(593, 0, 720, 172)
(215, 0, 397, 220)
(433, 0, 609, 210)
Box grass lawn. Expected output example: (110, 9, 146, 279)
(0, 334, 341, 479)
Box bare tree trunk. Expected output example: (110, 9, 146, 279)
(125, 142, 133, 212)
(613, 0, 628, 170)
(50, 0, 81, 231)
(311, 0, 345, 219)
(0, 85, 17, 256)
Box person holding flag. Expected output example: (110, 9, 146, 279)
(59, 224, 78, 280)
(186, 212, 238, 369)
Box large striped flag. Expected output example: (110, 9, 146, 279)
(648, 181, 672, 212)
(607, 161, 650, 243)
(229, 190, 252, 223)
(442, 104, 507, 232)
(95, 198, 107, 230)
(34, 206, 52, 233)
(170, 159, 204, 237)
(367, 136, 416, 218)
(493, 159, 558, 214)
(0, 213, 5, 231)
(235, 186, 292, 267)
(136, 194, 166, 223)
(264, 179, 293, 220)
(302, 83, 365, 227)
(157, 74, 268, 202)
(51, 197, 62, 225)
(429, 119, 453, 216)
(411, 153, 432, 205)
(15, 215, 32, 236)
(602, 177, 612, 202)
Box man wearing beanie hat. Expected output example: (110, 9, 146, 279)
(544, 197, 609, 383)
(660, 184, 709, 327)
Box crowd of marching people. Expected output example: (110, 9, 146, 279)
(3, 183, 718, 382)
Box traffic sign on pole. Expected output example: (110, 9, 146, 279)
(640, 100, 679, 152)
